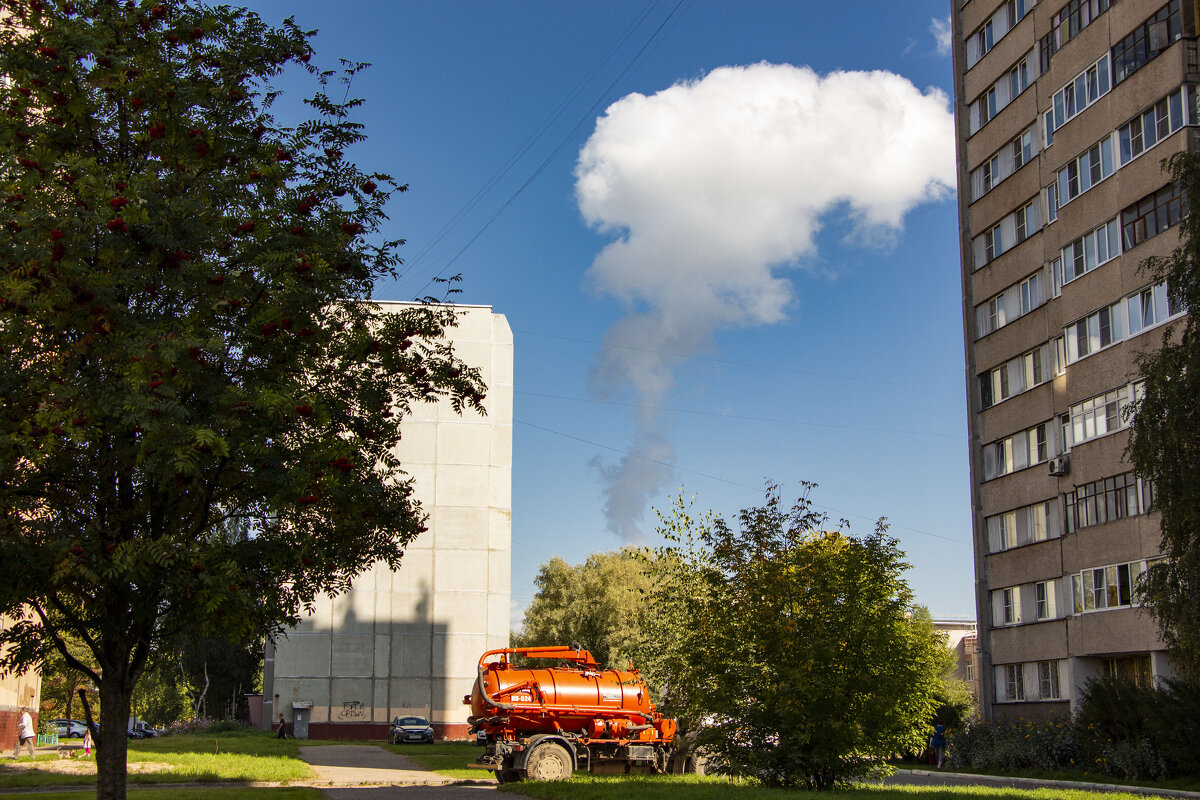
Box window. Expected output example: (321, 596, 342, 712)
(969, 51, 1039, 135)
(1128, 280, 1186, 335)
(977, 342, 1058, 408)
(1003, 588, 1017, 624)
(973, 200, 1041, 269)
(983, 422, 1055, 479)
(1015, 201, 1036, 244)
(1021, 274, 1040, 315)
(1055, 218, 1121, 291)
(1118, 87, 1189, 165)
(986, 499, 1058, 552)
(1105, 655, 1153, 687)
(1013, 129, 1034, 168)
(1063, 302, 1124, 363)
(1056, 135, 1115, 208)
(1038, 661, 1061, 699)
(1005, 664, 1025, 701)
(1064, 385, 1137, 447)
(968, 0, 1037, 69)
(1113, 1, 1184, 84)
(980, 280, 1034, 330)
(971, 130, 1039, 201)
(1073, 561, 1147, 612)
(1035, 581, 1054, 619)
(1047, 54, 1111, 134)
(1040, 0, 1113, 71)
(1065, 472, 1154, 532)
(1122, 183, 1187, 250)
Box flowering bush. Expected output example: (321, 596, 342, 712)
(162, 718, 255, 736)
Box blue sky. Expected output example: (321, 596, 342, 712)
(239, 1, 974, 622)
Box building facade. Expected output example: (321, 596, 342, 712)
(952, 0, 1191, 719)
(0, 612, 41, 747)
(262, 303, 512, 739)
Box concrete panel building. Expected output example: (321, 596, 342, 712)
(952, 0, 1190, 719)
(0, 612, 41, 748)
(262, 303, 512, 739)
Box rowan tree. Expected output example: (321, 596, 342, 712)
(1127, 150, 1200, 682)
(645, 484, 946, 789)
(0, 2, 484, 797)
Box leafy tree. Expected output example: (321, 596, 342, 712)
(644, 484, 946, 789)
(1126, 151, 1200, 682)
(38, 631, 99, 724)
(130, 647, 190, 726)
(513, 548, 652, 670)
(0, 2, 485, 798)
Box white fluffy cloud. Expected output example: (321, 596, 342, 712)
(574, 63, 956, 541)
(931, 16, 953, 57)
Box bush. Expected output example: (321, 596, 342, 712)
(952, 677, 1200, 781)
(162, 718, 256, 736)
(949, 717, 1076, 771)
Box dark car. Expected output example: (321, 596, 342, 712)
(388, 716, 434, 744)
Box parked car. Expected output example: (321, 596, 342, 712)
(49, 719, 88, 738)
(130, 720, 159, 738)
(387, 716, 434, 744)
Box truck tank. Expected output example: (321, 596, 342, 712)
(465, 645, 677, 782)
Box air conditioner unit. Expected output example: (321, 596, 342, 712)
(1048, 454, 1070, 476)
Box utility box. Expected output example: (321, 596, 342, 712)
(291, 702, 312, 740)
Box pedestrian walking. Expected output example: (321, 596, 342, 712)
(276, 713, 287, 740)
(11, 707, 35, 759)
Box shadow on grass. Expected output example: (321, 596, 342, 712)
(495, 774, 1154, 800)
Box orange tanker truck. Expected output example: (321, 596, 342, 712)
(464, 645, 677, 782)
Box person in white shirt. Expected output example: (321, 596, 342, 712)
(12, 707, 35, 759)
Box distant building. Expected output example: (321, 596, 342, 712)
(0, 612, 42, 744)
(951, 0, 1185, 719)
(933, 617, 981, 706)
(262, 303, 512, 739)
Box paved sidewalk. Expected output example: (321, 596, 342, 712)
(298, 745, 493, 787)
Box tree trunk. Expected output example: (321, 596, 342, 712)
(96, 677, 131, 800)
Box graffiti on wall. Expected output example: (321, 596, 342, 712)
(337, 700, 367, 720)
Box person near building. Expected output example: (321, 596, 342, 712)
(276, 713, 287, 739)
(929, 723, 947, 769)
(12, 707, 35, 759)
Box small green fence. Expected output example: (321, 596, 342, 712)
(36, 733, 59, 746)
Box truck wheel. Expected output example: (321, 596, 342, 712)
(526, 742, 571, 781)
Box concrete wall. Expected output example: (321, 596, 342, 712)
(264, 304, 512, 739)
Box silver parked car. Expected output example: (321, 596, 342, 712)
(50, 719, 88, 738)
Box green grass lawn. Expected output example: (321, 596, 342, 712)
(383, 740, 490, 779)
(498, 776, 1157, 800)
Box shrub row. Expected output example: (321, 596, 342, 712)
(949, 677, 1200, 781)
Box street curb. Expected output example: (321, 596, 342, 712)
(895, 768, 1200, 798)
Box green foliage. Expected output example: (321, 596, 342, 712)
(0, 1, 484, 797)
(951, 678, 1200, 781)
(641, 483, 946, 789)
(950, 718, 1079, 773)
(1126, 151, 1200, 682)
(513, 548, 652, 670)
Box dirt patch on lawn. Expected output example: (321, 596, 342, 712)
(2, 758, 173, 775)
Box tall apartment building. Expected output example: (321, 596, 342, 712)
(262, 303, 512, 738)
(952, 0, 1192, 719)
